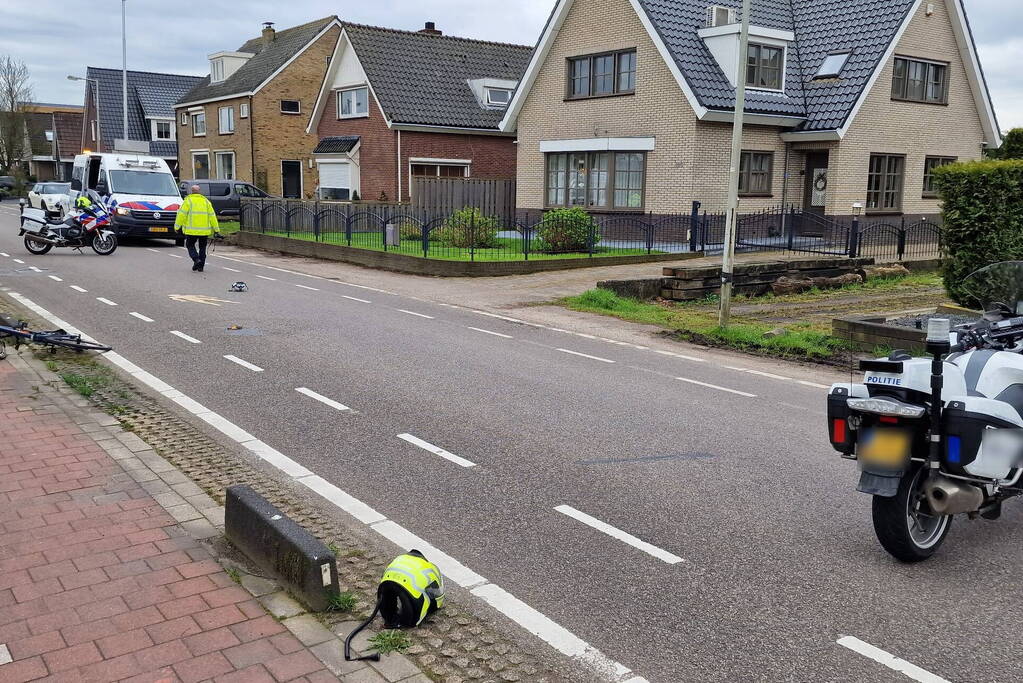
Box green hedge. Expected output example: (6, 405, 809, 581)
(934, 159, 1023, 305)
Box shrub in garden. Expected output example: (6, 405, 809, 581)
(398, 221, 425, 241)
(536, 207, 599, 253)
(432, 207, 500, 248)
(934, 159, 1023, 305)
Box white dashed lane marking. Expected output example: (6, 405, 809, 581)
(129, 312, 154, 323)
(0, 252, 9, 257)
(556, 348, 615, 364)
(69, 286, 87, 293)
(343, 295, 371, 304)
(256, 275, 276, 281)
(675, 376, 756, 398)
(555, 505, 684, 565)
(48, 275, 63, 282)
(295, 284, 319, 291)
(223, 267, 241, 273)
(397, 434, 476, 468)
(295, 387, 351, 413)
(12, 259, 24, 264)
(837, 636, 950, 683)
(398, 309, 434, 319)
(467, 327, 513, 339)
(28, 266, 41, 272)
(168, 253, 184, 258)
(96, 298, 118, 306)
(169, 330, 201, 344)
(224, 354, 264, 372)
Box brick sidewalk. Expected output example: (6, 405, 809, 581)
(0, 355, 340, 683)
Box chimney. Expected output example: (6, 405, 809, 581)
(418, 21, 442, 35)
(262, 22, 276, 45)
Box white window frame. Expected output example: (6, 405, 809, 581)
(408, 158, 471, 191)
(240, 102, 249, 119)
(337, 87, 369, 119)
(211, 59, 225, 83)
(191, 151, 211, 180)
(485, 87, 513, 106)
(191, 111, 206, 136)
(815, 52, 851, 80)
(90, 120, 97, 142)
(151, 119, 174, 141)
(44, 130, 54, 142)
(180, 112, 188, 126)
(218, 106, 235, 134)
(316, 160, 352, 200)
(214, 150, 236, 180)
(280, 99, 301, 115)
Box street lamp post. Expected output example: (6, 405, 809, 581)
(719, 0, 753, 327)
(68, 75, 101, 150)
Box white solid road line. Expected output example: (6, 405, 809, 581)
(343, 295, 371, 303)
(557, 348, 615, 364)
(837, 636, 950, 683)
(651, 349, 706, 362)
(223, 354, 264, 372)
(96, 297, 118, 306)
(295, 284, 319, 291)
(295, 387, 351, 412)
(3, 290, 646, 683)
(676, 376, 756, 398)
(398, 309, 434, 319)
(397, 433, 477, 468)
(170, 330, 202, 344)
(256, 275, 276, 281)
(69, 286, 87, 293)
(48, 275, 63, 282)
(467, 326, 513, 339)
(555, 505, 684, 565)
(223, 266, 241, 272)
(129, 312, 154, 323)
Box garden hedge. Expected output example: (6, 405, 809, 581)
(934, 159, 1023, 305)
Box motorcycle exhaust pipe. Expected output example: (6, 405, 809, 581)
(23, 233, 59, 246)
(924, 474, 984, 515)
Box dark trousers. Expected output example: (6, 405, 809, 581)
(185, 236, 208, 265)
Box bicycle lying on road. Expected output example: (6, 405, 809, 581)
(0, 314, 112, 360)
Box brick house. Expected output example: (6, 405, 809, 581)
(500, 0, 1001, 218)
(305, 22, 531, 202)
(17, 103, 82, 182)
(81, 68, 203, 176)
(174, 17, 341, 198)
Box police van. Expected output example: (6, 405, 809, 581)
(70, 153, 183, 243)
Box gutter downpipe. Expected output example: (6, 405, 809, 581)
(397, 129, 402, 202)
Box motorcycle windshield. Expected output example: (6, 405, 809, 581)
(960, 261, 1023, 314)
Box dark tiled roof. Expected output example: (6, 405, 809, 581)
(85, 67, 203, 149)
(177, 17, 335, 105)
(136, 86, 180, 119)
(53, 111, 83, 158)
(25, 112, 53, 156)
(634, 0, 917, 130)
(313, 136, 360, 153)
(345, 24, 532, 129)
(149, 140, 178, 158)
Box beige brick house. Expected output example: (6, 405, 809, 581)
(175, 18, 341, 198)
(501, 0, 1001, 219)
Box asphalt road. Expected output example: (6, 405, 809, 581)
(1, 206, 1020, 683)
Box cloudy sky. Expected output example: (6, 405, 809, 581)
(3, 0, 1020, 130)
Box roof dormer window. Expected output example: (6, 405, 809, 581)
(814, 52, 851, 80)
(746, 43, 784, 91)
(485, 87, 512, 107)
(211, 59, 225, 83)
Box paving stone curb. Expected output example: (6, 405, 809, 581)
(1, 296, 573, 683)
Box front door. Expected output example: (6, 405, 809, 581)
(803, 152, 829, 217)
(281, 161, 302, 199)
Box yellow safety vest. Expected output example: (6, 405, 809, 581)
(175, 193, 219, 236)
(380, 553, 444, 625)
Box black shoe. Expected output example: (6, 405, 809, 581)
(197, 263, 204, 272)
(192, 262, 199, 271)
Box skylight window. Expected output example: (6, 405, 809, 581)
(815, 52, 851, 79)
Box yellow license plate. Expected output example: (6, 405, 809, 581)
(859, 429, 911, 467)
(149, 227, 169, 233)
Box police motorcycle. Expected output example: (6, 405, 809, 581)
(828, 261, 1023, 562)
(19, 190, 117, 256)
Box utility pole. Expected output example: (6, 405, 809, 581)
(121, 0, 128, 147)
(719, 0, 753, 327)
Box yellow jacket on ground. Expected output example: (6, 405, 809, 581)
(175, 193, 219, 236)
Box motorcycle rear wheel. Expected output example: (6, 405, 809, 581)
(872, 465, 952, 562)
(91, 233, 117, 256)
(24, 235, 52, 255)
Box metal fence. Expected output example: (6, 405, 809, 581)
(239, 198, 942, 263)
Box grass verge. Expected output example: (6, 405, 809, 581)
(562, 288, 851, 360)
(369, 630, 412, 655)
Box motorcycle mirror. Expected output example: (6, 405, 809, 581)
(95, 181, 108, 196)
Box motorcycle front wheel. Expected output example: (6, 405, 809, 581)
(91, 233, 117, 256)
(872, 464, 952, 562)
(24, 235, 52, 255)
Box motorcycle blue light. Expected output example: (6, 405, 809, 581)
(947, 435, 962, 464)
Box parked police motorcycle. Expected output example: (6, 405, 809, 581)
(828, 261, 1023, 561)
(19, 190, 117, 256)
